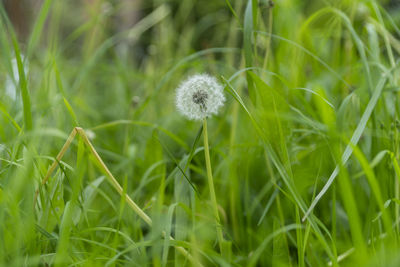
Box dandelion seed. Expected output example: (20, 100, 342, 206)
(175, 74, 225, 120)
(85, 129, 96, 140)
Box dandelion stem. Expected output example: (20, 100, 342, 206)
(203, 118, 224, 253)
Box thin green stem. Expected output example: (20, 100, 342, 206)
(203, 119, 224, 254)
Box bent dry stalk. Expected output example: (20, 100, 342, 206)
(34, 127, 202, 267)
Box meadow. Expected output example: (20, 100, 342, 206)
(1, 0, 400, 266)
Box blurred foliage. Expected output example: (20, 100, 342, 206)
(0, 0, 400, 266)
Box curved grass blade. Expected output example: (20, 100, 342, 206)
(302, 73, 389, 221)
(26, 0, 54, 58)
(0, 6, 33, 131)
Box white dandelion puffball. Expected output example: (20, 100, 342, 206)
(175, 74, 225, 120)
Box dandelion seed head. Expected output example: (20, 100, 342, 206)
(175, 74, 225, 120)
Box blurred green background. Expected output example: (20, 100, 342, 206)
(1, 0, 400, 266)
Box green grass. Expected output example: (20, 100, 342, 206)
(1, 0, 400, 266)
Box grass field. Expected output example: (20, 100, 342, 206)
(1, 0, 400, 266)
